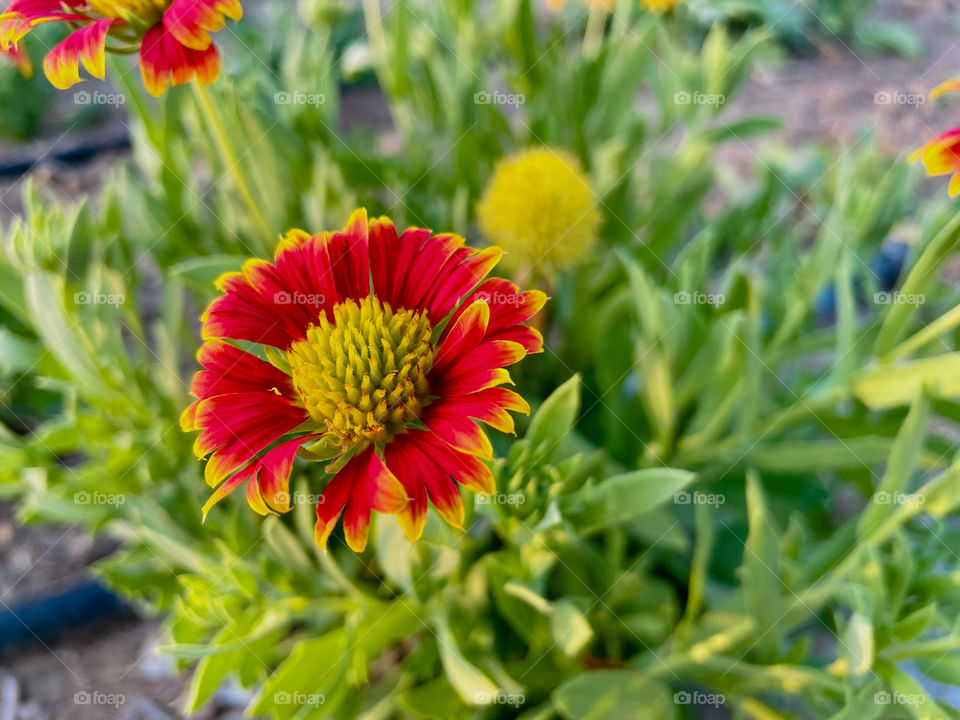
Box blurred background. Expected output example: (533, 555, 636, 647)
(1, 0, 960, 718)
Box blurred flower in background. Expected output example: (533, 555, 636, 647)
(640, 0, 680, 13)
(910, 78, 960, 196)
(477, 147, 602, 281)
(182, 209, 545, 552)
(0, 0, 242, 95)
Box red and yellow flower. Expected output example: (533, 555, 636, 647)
(910, 78, 960, 197)
(0, 0, 241, 96)
(181, 209, 546, 552)
(2, 39, 29, 76)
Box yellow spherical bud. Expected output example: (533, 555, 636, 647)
(477, 148, 601, 277)
(641, 0, 680, 13)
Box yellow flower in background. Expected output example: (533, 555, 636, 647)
(641, 0, 680, 12)
(477, 148, 601, 277)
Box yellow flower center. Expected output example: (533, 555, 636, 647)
(288, 297, 435, 445)
(85, 0, 169, 21)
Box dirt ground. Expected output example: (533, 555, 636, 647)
(2, 1, 960, 718)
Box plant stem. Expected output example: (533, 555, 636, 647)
(582, 5, 607, 58)
(191, 82, 274, 242)
(317, 547, 369, 602)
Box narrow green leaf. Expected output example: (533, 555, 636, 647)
(741, 470, 782, 662)
(433, 610, 499, 706)
(554, 671, 675, 720)
(858, 391, 929, 537)
(561, 468, 695, 534)
(875, 209, 960, 356)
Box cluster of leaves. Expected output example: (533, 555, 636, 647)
(681, 0, 919, 58)
(2, 1, 960, 719)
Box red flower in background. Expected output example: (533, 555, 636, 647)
(911, 78, 960, 197)
(0, 0, 241, 95)
(181, 209, 546, 552)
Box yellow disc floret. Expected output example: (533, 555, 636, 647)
(477, 147, 601, 277)
(288, 297, 434, 445)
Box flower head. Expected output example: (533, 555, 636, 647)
(181, 209, 545, 552)
(0, 0, 241, 95)
(911, 78, 960, 197)
(477, 147, 601, 278)
(640, 0, 680, 12)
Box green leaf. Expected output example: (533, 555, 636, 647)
(375, 514, 414, 591)
(433, 610, 499, 707)
(858, 391, 929, 537)
(550, 601, 594, 657)
(705, 115, 782, 144)
(560, 468, 695, 534)
(855, 354, 960, 409)
(525, 375, 581, 465)
(839, 613, 874, 678)
(741, 470, 782, 662)
(250, 631, 347, 715)
(169, 255, 247, 286)
(24, 271, 105, 394)
(874, 210, 960, 357)
(553, 671, 675, 720)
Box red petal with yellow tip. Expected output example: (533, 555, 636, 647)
(42, 18, 118, 90)
(424, 407, 494, 460)
(139, 21, 221, 97)
(194, 393, 307, 486)
(313, 470, 353, 550)
(190, 340, 295, 400)
(416, 431, 496, 495)
(343, 481, 372, 552)
(433, 300, 490, 373)
(357, 445, 408, 513)
(164, 0, 241, 51)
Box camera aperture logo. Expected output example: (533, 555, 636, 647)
(674, 91, 725, 107)
(274, 91, 326, 107)
(274, 291, 327, 306)
(474, 90, 525, 106)
(875, 690, 926, 707)
(674, 690, 725, 708)
(274, 691, 325, 707)
(474, 691, 525, 707)
(475, 492, 525, 506)
(674, 291, 724, 307)
(74, 691, 125, 707)
(74, 291, 125, 307)
(74, 90, 125, 106)
(74, 491, 125, 507)
(674, 490, 725, 507)
(873, 90, 925, 106)
(874, 291, 924, 306)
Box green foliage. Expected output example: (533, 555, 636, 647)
(1, 2, 960, 720)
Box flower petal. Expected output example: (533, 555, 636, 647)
(139, 21, 221, 96)
(193, 393, 307, 486)
(42, 18, 118, 90)
(164, 0, 241, 51)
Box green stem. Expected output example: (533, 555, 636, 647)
(107, 56, 159, 145)
(191, 82, 274, 242)
(886, 302, 960, 362)
(874, 208, 960, 356)
(582, 5, 607, 58)
(317, 547, 369, 602)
